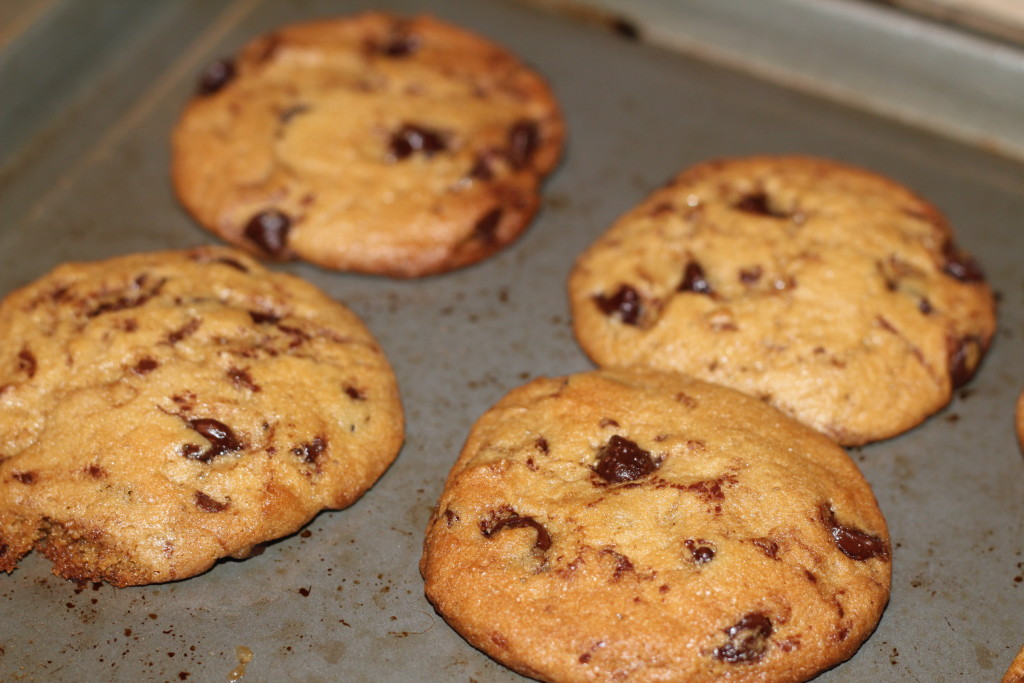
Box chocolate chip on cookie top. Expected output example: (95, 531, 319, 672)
(569, 156, 997, 445)
(422, 368, 890, 682)
(172, 13, 565, 277)
(0, 247, 403, 586)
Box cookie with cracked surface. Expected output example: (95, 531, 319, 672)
(172, 12, 564, 278)
(0, 247, 404, 586)
(569, 155, 996, 445)
(421, 368, 890, 682)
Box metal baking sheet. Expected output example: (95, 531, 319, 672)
(1, 0, 1022, 680)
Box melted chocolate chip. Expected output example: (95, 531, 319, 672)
(685, 539, 715, 565)
(380, 29, 419, 57)
(389, 124, 447, 160)
(468, 152, 496, 181)
(228, 367, 260, 392)
(507, 120, 539, 168)
(594, 285, 642, 325)
(345, 386, 366, 400)
(739, 266, 763, 285)
(594, 435, 656, 483)
(734, 192, 787, 218)
(133, 358, 158, 375)
(474, 208, 503, 244)
(918, 297, 933, 315)
(186, 419, 243, 463)
(198, 58, 236, 95)
(679, 261, 713, 294)
(292, 436, 326, 465)
(215, 257, 249, 272)
(167, 319, 200, 345)
(12, 471, 36, 484)
(941, 242, 984, 282)
(948, 335, 983, 388)
(600, 547, 634, 579)
(17, 349, 36, 378)
(535, 437, 549, 454)
(820, 504, 888, 561)
(713, 612, 773, 663)
(194, 491, 228, 512)
(244, 210, 292, 256)
(751, 537, 780, 559)
(248, 310, 281, 325)
(481, 512, 551, 551)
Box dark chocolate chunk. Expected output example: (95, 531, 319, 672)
(345, 386, 366, 401)
(734, 192, 787, 218)
(12, 471, 36, 484)
(507, 120, 539, 168)
(535, 436, 549, 454)
(918, 297, 933, 315)
(133, 358, 158, 375)
(685, 539, 715, 565)
(292, 436, 326, 465)
(380, 29, 419, 57)
(941, 241, 984, 283)
(713, 612, 773, 664)
(474, 208, 503, 244)
(194, 491, 228, 512)
(248, 310, 281, 325)
(244, 210, 292, 256)
(679, 261, 713, 294)
(594, 285, 642, 325)
(739, 266, 763, 285)
(594, 435, 656, 483)
(820, 504, 888, 561)
(186, 418, 244, 463)
(481, 512, 551, 551)
(198, 58, 236, 95)
(389, 124, 447, 160)
(948, 335, 983, 388)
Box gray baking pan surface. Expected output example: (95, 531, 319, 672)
(1, 0, 1022, 681)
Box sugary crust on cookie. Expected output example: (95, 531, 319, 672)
(0, 247, 404, 585)
(1005, 644, 1024, 683)
(421, 368, 891, 682)
(569, 156, 997, 445)
(172, 12, 565, 277)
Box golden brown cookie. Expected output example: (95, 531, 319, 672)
(0, 247, 404, 586)
(421, 368, 890, 682)
(172, 12, 565, 278)
(569, 156, 996, 446)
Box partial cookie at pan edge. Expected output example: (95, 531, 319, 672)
(568, 155, 996, 445)
(172, 12, 565, 277)
(0, 246, 404, 586)
(422, 368, 891, 682)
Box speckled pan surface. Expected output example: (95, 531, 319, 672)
(0, 0, 1022, 681)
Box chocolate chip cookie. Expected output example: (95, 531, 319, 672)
(0, 247, 404, 586)
(421, 368, 891, 682)
(569, 156, 996, 445)
(172, 12, 565, 277)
